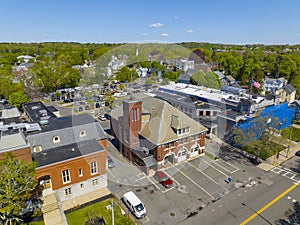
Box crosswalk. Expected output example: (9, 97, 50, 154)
(271, 166, 300, 182)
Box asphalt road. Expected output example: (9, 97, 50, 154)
(106, 137, 272, 225)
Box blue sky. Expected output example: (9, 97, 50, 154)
(1, 0, 300, 44)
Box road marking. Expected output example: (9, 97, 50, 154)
(214, 160, 239, 174)
(147, 177, 163, 192)
(163, 170, 180, 186)
(202, 159, 229, 177)
(142, 216, 150, 223)
(179, 170, 214, 198)
(240, 182, 300, 225)
(187, 162, 219, 185)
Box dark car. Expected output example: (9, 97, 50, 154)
(153, 171, 174, 188)
(107, 154, 115, 168)
(295, 150, 300, 156)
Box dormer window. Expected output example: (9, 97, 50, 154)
(33, 145, 42, 152)
(176, 127, 190, 135)
(52, 135, 61, 143)
(79, 130, 86, 137)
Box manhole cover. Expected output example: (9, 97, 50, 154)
(170, 212, 175, 217)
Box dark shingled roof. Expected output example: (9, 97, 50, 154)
(32, 139, 104, 168)
(283, 84, 296, 94)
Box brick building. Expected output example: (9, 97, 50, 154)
(0, 102, 108, 208)
(110, 96, 207, 175)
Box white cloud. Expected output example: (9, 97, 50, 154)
(160, 33, 169, 37)
(149, 22, 164, 28)
(173, 16, 179, 19)
(141, 33, 149, 36)
(186, 29, 194, 33)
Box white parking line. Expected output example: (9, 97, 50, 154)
(147, 177, 163, 192)
(163, 170, 180, 186)
(142, 216, 150, 223)
(146, 176, 175, 194)
(213, 160, 239, 174)
(187, 162, 219, 185)
(179, 170, 214, 198)
(202, 159, 229, 177)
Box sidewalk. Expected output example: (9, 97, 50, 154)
(42, 187, 111, 225)
(257, 140, 300, 171)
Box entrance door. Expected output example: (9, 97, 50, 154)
(164, 153, 174, 165)
(177, 148, 187, 162)
(39, 175, 52, 196)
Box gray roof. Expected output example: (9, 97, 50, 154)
(27, 114, 106, 151)
(32, 139, 104, 168)
(283, 84, 296, 94)
(0, 106, 20, 119)
(0, 130, 27, 151)
(214, 71, 225, 80)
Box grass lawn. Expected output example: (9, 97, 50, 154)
(282, 126, 300, 142)
(66, 198, 135, 225)
(242, 141, 285, 160)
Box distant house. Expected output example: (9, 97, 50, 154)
(110, 96, 207, 175)
(277, 83, 296, 103)
(137, 67, 148, 78)
(263, 77, 287, 94)
(176, 59, 194, 72)
(178, 69, 198, 84)
(223, 75, 236, 85)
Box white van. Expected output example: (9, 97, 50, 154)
(123, 191, 146, 218)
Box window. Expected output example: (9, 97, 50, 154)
(52, 135, 61, 143)
(79, 130, 86, 137)
(62, 169, 71, 183)
(90, 161, 98, 175)
(33, 145, 42, 152)
(92, 179, 99, 186)
(137, 108, 140, 120)
(64, 187, 72, 196)
(178, 149, 187, 157)
(78, 168, 83, 177)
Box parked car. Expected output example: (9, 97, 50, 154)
(107, 154, 115, 168)
(123, 191, 146, 218)
(295, 150, 300, 156)
(98, 115, 106, 121)
(153, 171, 174, 188)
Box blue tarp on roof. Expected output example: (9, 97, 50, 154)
(238, 102, 295, 132)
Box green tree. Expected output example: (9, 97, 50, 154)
(219, 52, 243, 78)
(0, 153, 37, 225)
(115, 67, 137, 82)
(231, 116, 286, 162)
(8, 91, 30, 110)
(162, 71, 179, 82)
(274, 54, 296, 79)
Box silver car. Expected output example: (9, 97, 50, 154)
(108, 154, 115, 168)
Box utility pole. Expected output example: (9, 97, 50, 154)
(286, 124, 293, 158)
(112, 199, 115, 225)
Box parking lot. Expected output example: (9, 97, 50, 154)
(107, 148, 264, 225)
